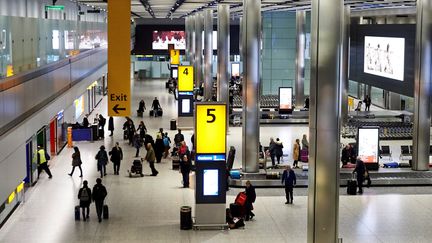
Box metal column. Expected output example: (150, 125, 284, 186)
(203, 9, 213, 101)
(217, 4, 230, 105)
(295, 11, 305, 108)
(241, 0, 261, 173)
(412, 0, 432, 171)
(190, 15, 196, 66)
(195, 13, 203, 88)
(308, 0, 342, 242)
(185, 17, 191, 62)
(341, 7, 351, 124)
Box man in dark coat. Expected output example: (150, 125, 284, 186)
(92, 178, 107, 223)
(245, 180, 256, 221)
(108, 117, 114, 136)
(109, 142, 123, 175)
(363, 95, 372, 111)
(180, 153, 191, 188)
(281, 165, 296, 204)
(98, 114, 106, 139)
(174, 129, 184, 146)
(353, 158, 366, 194)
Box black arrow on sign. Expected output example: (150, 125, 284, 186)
(112, 104, 126, 114)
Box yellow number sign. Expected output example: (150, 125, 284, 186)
(196, 103, 227, 154)
(178, 66, 194, 92)
(170, 49, 180, 65)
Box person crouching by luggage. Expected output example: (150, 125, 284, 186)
(145, 143, 159, 176)
(95, 146, 108, 178)
(245, 180, 256, 221)
(109, 142, 123, 175)
(78, 180, 91, 221)
(281, 165, 296, 204)
(180, 154, 191, 188)
(353, 158, 366, 194)
(92, 178, 107, 223)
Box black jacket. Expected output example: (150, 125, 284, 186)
(109, 146, 123, 162)
(78, 187, 92, 207)
(174, 133, 184, 144)
(353, 160, 366, 179)
(245, 185, 256, 203)
(92, 184, 107, 201)
(108, 117, 114, 131)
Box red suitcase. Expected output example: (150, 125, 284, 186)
(235, 192, 247, 206)
(300, 149, 308, 162)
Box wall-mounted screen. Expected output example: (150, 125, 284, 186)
(279, 87, 293, 110)
(74, 95, 85, 120)
(364, 36, 405, 81)
(152, 31, 185, 50)
(357, 127, 379, 163)
(231, 63, 240, 77)
(172, 69, 178, 79)
(203, 169, 219, 196)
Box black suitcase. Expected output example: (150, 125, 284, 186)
(123, 130, 128, 140)
(75, 206, 80, 221)
(149, 110, 154, 117)
(347, 179, 357, 195)
(230, 203, 243, 218)
(137, 111, 143, 117)
(103, 205, 109, 219)
(157, 109, 163, 117)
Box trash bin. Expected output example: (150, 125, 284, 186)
(180, 206, 192, 230)
(170, 119, 177, 130)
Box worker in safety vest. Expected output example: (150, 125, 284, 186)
(37, 146, 52, 179)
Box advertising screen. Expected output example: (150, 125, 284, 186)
(279, 87, 293, 110)
(357, 127, 379, 163)
(364, 36, 405, 81)
(203, 169, 219, 196)
(74, 95, 85, 120)
(231, 63, 240, 77)
(152, 31, 186, 50)
(182, 99, 190, 114)
(172, 69, 178, 79)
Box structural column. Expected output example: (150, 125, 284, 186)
(203, 9, 213, 100)
(295, 11, 305, 108)
(185, 17, 191, 62)
(412, 0, 432, 171)
(194, 13, 203, 88)
(217, 4, 230, 104)
(189, 15, 196, 65)
(308, 0, 342, 242)
(341, 7, 351, 124)
(241, 0, 261, 173)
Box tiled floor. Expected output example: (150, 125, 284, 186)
(0, 79, 431, 243)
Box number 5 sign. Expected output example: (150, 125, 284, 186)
(178, 66, 194, 92)
(195, 103, 227, 155)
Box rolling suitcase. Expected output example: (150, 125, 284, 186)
(137, 111, 143, 117)
(300, 149, 309, 162)
(75, 206, 80, 221)
(149, 110, 154, 117)
(157, 109, 163, 117)
(347, 177, 357, 195)
(123, 130, 128, 140)
(103, 205, 109, 219)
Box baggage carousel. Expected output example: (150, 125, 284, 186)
(229, 167, 432, 188)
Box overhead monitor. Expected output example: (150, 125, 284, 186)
(357, 127, 380, 164)
(364, 36, 405, 81)
(279, 87, 293, 113)
(152, 31, 185, 50)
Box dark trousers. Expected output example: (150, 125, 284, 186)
(293, 160, 298, 167)
(99, 165, 106, 177)
(148, 161, 158, 175)
(109, 129, 113, 136)
(113, 162, 120, 174)
(38, 162, 52, 178)
(357, 176, 364, 193)
(245, 201, 254, 220)
(270, 154, 276, 166)
(276, 155, 281, 164)
(95, 200, 104, 220)
(135, 147, 140, 157)
(182, 171, 190, 187)
(81, 206, 89, 220)
(156, 153, 162, 163)
(70, 165, 83, 176)
(285, 186, 294, 203)
(365, 105, 370, 111)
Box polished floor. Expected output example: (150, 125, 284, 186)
(0, 79, 431, 243)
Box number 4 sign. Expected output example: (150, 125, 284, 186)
(195, 103, 227, 155)
(178, 66, 194, 92)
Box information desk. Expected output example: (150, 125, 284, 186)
(72, 127, 94, 141)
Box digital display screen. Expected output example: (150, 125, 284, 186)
(231, 63, 240, 77)
(364, 36, 405, 81)
(357, 127, 379, 163)
(182, 99, 190, 114)
(203, 169, 219, 196)
(172, 69, 178, 78)
(152, 31, 186, 50)
(279, 87, 293, 110)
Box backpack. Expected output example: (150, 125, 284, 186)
(80, 189, 90, 202)
(163, 137, 169, 146)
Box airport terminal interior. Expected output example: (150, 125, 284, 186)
(1, 0, 432, 242)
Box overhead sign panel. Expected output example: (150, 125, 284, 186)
(196, 103, 227, 155)
(178, 66, 194, 92)
(170, 49, 180, 65)
(108, 0, 131, 117)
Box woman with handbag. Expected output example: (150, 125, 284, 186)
(69, 146, 83, 177)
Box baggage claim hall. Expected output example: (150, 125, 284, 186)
(1, 0, 432, 242)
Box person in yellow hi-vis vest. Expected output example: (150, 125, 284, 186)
(37, 146, 52, 179)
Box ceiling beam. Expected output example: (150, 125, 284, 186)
(139, 0, 156, 18)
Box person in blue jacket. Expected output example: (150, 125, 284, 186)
(281, 165, 296, 204)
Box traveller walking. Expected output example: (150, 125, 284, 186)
(244, 180, 256, 221)
(36, 146, 52, 179)
(138, 99, 146, 113)
(95, 146, 108, 177)
(134, 132, 142, 157)
(92, 178, 107, 223)
(69, 146, 83, 177)
(137, 121, 147, 141)
(292, 139, 300, 168)
(108, 117, 114, 136)
(274, 138, 283, 164)
(268, 138, 277, 167)
(281, 165, 296, 204)
(151, 97, 161, 116)
(78, 180, 91, 221)
(109, 142, 123, 175)
(163, 132, 171, 158)
(154, 134, 164, 163)
(363, 95, 372, 111)
(144, 143, 159, 176)
(353, 158, 366, 194)
(174, 129, 185, 146)
(180, 154, 191, 188)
